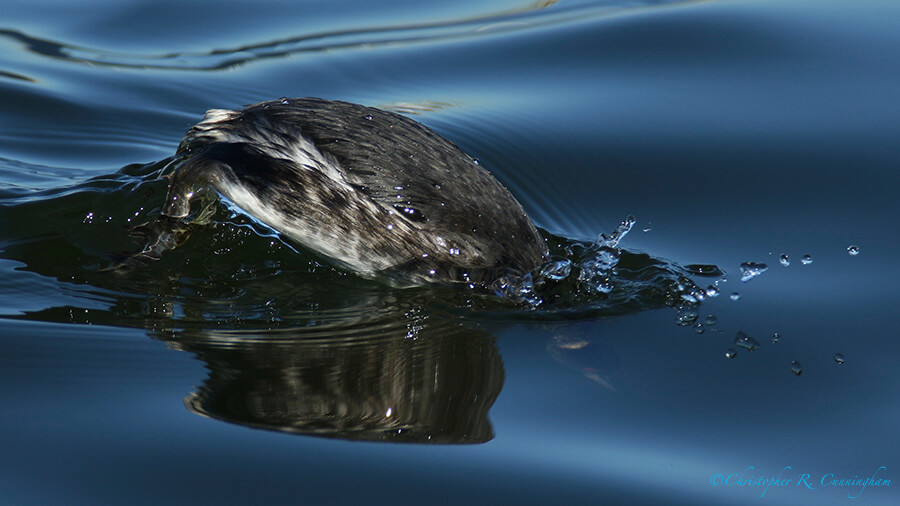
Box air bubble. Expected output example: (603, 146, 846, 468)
(706, 285, 719, 297)
(739, 262, 768, 282)
(779, 254, 790, 266)
(730, 292, 741, 301)
(694, 323, 705, 334)
(847, 245, 859, 256)
(704, 315, 718, 325)
(771, 332, 781, 344)
(734, 331, 760, 351)
(725, 349, 737, 359)
(791, 361, 803, 375)
(801, 254, 813, 265)
(834, 353, 845, 364)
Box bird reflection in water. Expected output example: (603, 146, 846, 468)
(155, 313, 504, 444)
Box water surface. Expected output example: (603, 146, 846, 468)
(1, 0, 898, 504)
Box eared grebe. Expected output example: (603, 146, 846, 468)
(146, 97, 548, 286)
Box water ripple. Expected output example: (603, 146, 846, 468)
(0, 157, 722, 329)
(0, 0, 709, 72)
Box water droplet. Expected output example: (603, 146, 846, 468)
(739, 262, 768, 282)
(472, 158, 480, 165)
(280, 97, 290, 105)
(386, 224, 394, 230)
(771, 332, 781, 343)
(734, 331, 760, 351)
(432, 182, 442, 189)
(449, 247, 460, 256)
(364, 114, 373, 120)
(705, 285, 719, 297)
(791, 361, 803, 375)
(675, 304, 699, 326)
(834, 353, 845, 364)
(643, 225, 652, 232)
(725, 349, 737, 359)
(779, 254, 790, 266)
(694, 323, 705, 334)
(704, 315, 718, 325)
(847, 245, 859, 256)
(801, 254, 813, 265)
(596, 216, 635, 249)
(730, 292, 742, 301)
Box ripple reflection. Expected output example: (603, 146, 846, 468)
(166, 317, 503, 443)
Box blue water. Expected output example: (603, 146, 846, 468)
(2, 0, 898, 504)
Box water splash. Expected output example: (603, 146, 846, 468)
(3, 164, 721, 330)
(494, 216, 723, 321)
(538, 259, 572, 281)
(597, 215, 636, 249)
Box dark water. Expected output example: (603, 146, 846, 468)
(2, 0, 898, 504)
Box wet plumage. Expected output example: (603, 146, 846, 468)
(152, 97, 548, 286)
